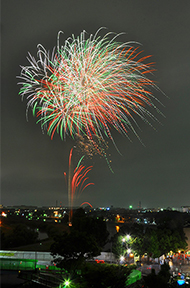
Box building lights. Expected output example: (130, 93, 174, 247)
(1, 212, 7, 217)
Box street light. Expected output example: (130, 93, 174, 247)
(63, 279, 70, 287)
(120, 255, 125, 264)
(120, 256, 125, 261)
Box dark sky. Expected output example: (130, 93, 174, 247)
(1, 0, 190, 209)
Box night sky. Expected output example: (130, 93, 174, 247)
(1, 0, 190, 209)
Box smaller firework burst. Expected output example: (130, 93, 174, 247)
(65, 148, 94, 224)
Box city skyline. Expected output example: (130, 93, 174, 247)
(1, 0, 190, 208)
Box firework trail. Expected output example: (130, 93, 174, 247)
(18, 28, 163, 167)
(65, 148, 94, 224)
(80, 202, 93, 208)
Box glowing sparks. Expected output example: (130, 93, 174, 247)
(80, 202, 93, 208)
(18, 28, 162, 149)
(65, 148, 94, 223)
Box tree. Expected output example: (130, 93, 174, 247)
(112, 234, 128, 258)
(145, 229, 161, 259)
(51, 230, 101, 271)
(112, 225, 146, 261)
(113, 222, 187, 263)
(5, 224, 38, 248)
(157, 228, 187, 256)
(50, 208, 109, 272)
(131, 236, 145, 261)
(156, 211, 187, 254)
(72, 208, 109, 248)
(80, 262, 136, 288)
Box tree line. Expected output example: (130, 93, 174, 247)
(112, 215, 187, 261)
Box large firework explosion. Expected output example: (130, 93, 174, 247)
(18, 28, 162, 164)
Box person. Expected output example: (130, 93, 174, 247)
(169, 259, 173, 269)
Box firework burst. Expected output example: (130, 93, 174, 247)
(65, 148, 94, 224)
(18, 28, 162, 157)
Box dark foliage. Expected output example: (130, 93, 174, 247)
(1, 224, 38, 248)
(50, 208, 109, 272)
(144, 263, 171, 288)
(112, 219, 187, 261)
(80, 262, 136, 288)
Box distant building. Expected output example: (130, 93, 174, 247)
(182, 206, 190, 213)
